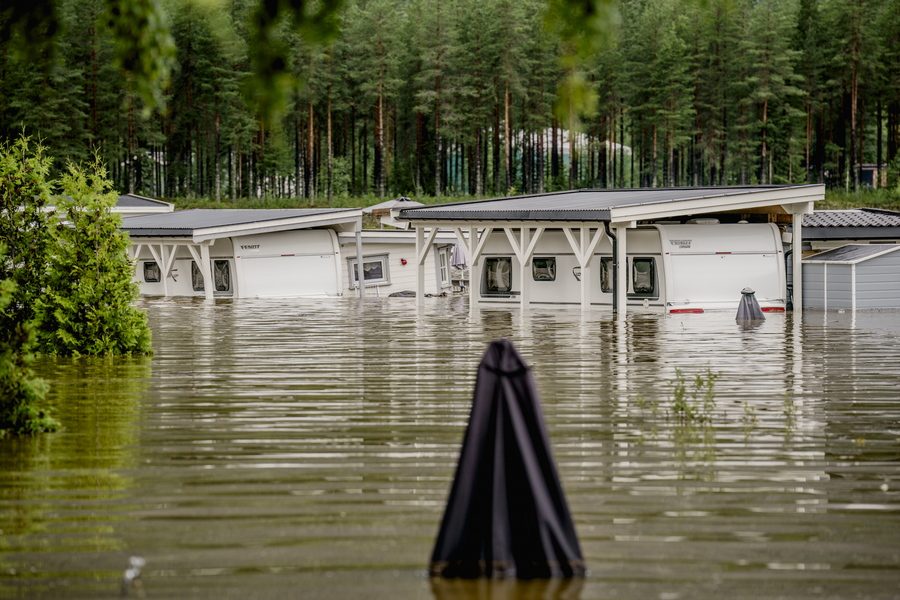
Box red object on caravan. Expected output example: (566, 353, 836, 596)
(670, 308, 705, 314)
(761, 307, 786, 313)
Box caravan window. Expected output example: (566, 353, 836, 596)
(632, 257, 656, 295)
(483, 257, 512, 294)
(192, 260, 231, 292)
(439, 248, 451, 286)
(600, 257, 613, 293)
(532, 257, 556, 281)
(143, 261, 161, 283)
(213, 260, 231, 292)
(191, 261, 204, 291)
(349, 254, 390, 287)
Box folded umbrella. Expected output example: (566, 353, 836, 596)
(430, 339, 586, 579)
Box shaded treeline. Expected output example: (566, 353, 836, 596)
(1, 0, 899, 202)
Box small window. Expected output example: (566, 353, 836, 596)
(483, 257, 512, 294)
(439, 249, 451, 286)
(143, 261, 161, 283)
(349, 254, 390, 287)
(600, 257, 613, 293)
(213, 260, 231, 292)
(191, 261, 204, 291)
(632, 257, 655, 295)
(532, 257, 556, 281)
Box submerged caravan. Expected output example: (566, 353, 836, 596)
(395, 185, 825, 314)
(121, 208, 456, 299)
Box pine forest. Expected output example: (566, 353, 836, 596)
(2, 0, 899, 204)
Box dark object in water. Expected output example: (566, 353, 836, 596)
(429, 339, 586, 580)
(736, 287, 765, 321)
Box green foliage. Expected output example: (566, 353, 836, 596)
(0, 246, 60, 438)
(0, 136, 56, 330)
(669, 368, 719, 425)
(3, 0, 900, 199)
(34, 156, 153, 357)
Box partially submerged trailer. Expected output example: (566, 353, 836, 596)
(395, 185, 824, 314)
(337, 229, 457, 296)
(122, 208, 455, 299)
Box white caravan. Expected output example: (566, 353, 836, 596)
(125, 209, 454, 299)
(473, 222, 786, 313)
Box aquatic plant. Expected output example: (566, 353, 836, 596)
(669, 368, 719, 425)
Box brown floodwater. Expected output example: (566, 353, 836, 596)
(2, 298, 899, 599)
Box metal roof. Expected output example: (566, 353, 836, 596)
(795, 209, 900, 240)
(121, 208, 362, 241)
(397, 185, 822, 223)
(803, 243, 900, 264)
(803, 208, 900, 228)
(116, 194, 173, 209)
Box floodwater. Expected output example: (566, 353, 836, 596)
(2, 297, 900, 600)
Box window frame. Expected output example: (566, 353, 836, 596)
(438, 248, 451, 286)
(630, 257, 657, 298)
(482, 256, 514, 295)
(143, 261, 161, 283)
(599, 256, 658, 298)
(600, 257, 613, 293)
(190, 259, 233, 293)
(531, 257, 556, 282)
(348, 253, 391, 288)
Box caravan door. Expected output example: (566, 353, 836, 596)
(657, 223, 786, 312)
(234, 230, 341, 298)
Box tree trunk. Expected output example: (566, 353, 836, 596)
(504, 83, 511, 194)
(327, 94, 333, 205)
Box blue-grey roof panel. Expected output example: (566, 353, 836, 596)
(803, 209, 900, 228)
(399, 186, 792, 221)
(804, 244, 900, 263)
(116, 194, 171, 208)
(121, 208, 356, 236)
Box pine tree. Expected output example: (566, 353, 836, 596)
(0, 136, 56, 330)
(0, 253, 59, 437)
(34, 156, 152, 356)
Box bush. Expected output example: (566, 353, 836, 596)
(34, 157, 153, 356)
(0, 248, 59, 437)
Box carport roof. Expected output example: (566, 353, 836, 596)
(396, 185, 823, 224)
(803, 243, 900, 264)
(121, 208, 362, 242)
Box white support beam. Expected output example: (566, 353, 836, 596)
(146, 244, 175, 297)
(562, 226, 607, 309)
(416, 226, 440, 266)
(792, 211, 803, 314)
(470, 227, 494, 266)
(200, 243, 213, 300)
(614, 222, 633, 318)
(187, 244, 214, 300)
(503, 226, 546, 310)
(468, 226, 481, 308)
(510, 227, 531, 308)
(355, 230, 366, 298)
(451, 226, 494, 309)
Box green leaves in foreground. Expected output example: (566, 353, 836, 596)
(34, 157, 153, 357)
(0, 247, 59, 437)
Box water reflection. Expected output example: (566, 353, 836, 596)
(431, 577, 584, 600)
(0, 299, 898, 599)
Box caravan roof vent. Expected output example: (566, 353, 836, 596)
(686, 218, 720, 225)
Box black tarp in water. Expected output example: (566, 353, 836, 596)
(429, 339, 586, 580)
(736, 287, 765, 321)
